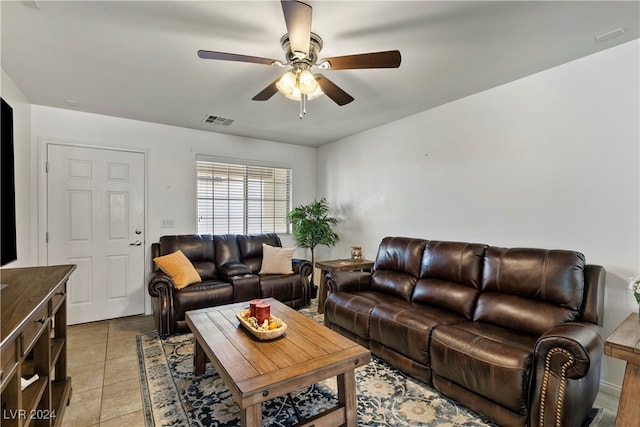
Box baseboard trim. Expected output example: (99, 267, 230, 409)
(599, 379, 621, 398)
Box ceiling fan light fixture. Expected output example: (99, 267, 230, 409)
(277, 68, 324, 101)
(298, 69, 318, 95)
(276, 71, 297, 96)
(198, 2, 399, 111)
(303, 84, 324, 100)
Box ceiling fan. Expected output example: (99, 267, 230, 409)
(197, 0, 401, 118)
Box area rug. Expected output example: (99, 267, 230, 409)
(137, 303, 613, 427)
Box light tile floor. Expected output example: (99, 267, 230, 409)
(60, 314, 620, 426)
(61, 315, 155, 427)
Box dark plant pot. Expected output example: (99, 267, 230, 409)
(310, 285, 318, 299)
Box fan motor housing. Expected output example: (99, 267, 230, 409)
(280, 32, 323, 66)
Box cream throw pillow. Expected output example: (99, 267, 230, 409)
(259, 243, 295, 275)
(153, 249, 202, 289)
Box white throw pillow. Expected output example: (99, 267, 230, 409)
(259, 243, 295, 275)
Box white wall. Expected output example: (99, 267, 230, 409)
(317, 39, 640, 393)
(0, 69, 36, 267)
(31, 106, 316, 242)
(29, 106, 316, 312)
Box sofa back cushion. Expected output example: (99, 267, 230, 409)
(371, 237, 426, 301)
(412, 241, 487, 318)
(159, 234, 217, 280)
(237, 233, 282, 273)
(214, 234, 241, 266)
(476, 247, 585, 335)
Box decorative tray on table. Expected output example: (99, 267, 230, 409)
(236, 309, 287, 340)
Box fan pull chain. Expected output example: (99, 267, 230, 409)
(299, 94, 307, 119)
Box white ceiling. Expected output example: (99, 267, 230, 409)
(2, 1, 638, 147)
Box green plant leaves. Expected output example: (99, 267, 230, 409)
(287, 197, 340, 251)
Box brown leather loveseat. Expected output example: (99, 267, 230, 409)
(324, 237, 605, 427)
(148, 233, 312, 336)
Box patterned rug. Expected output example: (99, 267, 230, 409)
(137, 302, 613, 427)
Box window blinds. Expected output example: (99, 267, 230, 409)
(196, 159, 292, 234)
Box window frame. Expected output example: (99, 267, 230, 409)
(196, 155, 292, 235)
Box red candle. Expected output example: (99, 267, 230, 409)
(249, 299, 263, 318)
(255, 303, 270, 325)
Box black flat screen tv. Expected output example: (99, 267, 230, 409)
(1, 97, 17, 266)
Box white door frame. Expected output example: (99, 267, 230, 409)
(37, 137, 151, 315)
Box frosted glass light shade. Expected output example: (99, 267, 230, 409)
(276, 71, 296, 96)
(298, 70, 318, 95)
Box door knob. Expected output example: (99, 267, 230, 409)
(130, 240, 142, 246)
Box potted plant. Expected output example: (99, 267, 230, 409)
(287, 198, 340, 294)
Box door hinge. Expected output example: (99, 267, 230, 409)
(45, 232, 49, 243)
(45, 161, 49, 173)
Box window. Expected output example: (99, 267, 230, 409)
(196, 156, 292, 234)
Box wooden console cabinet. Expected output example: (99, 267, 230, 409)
(1, 265, 76, 427)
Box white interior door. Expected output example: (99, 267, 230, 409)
(47, 144, 145, 324)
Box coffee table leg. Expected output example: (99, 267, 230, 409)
(241, 404, 261, 427)
(194, 339, 206, 376)
(337, 369, 358, 427)
(318, 269, 328, 314)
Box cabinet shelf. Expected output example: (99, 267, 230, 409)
(0, 265, 76, 427)
(21, 376, 49, 423)
(50, 338, 65, 369)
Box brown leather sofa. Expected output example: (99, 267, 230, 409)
(148, 233, 312, 336)
(324, 237, 605, 427)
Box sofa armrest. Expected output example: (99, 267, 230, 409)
(147, 272, 176, 337)
(326, 271, 372, 293)
(292, 259, 312, 278)
(148, 271, 175, 298)
(531, 322, 604, 427)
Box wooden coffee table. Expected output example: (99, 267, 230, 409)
(185, 298, 371, 427)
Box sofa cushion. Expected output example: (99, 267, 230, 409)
(476, 293, 578, 336)
(478, 247, 585, 334)
(259, 274, 303, 302)
(370, 237, 426, 301)
(412, 241, 487, 318)
(369, 301, 468, 366)
(430, 322, 537, 415)
(259, 244, 295, 274)
(324, 291, 400, 341)
(482, 247, 584, 309)
(237, 233, 282, 273)
(153, 249, 202, 289)
(214, 234, 241, 266)
(172, 279, 234, 320)
(159, 234, 217, 280)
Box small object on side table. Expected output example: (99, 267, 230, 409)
(315, 258, 374, 314)
(604, 313, 640, 427)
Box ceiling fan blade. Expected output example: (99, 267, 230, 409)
(322, 50, 401, 70)
(252, 77, 281, 101)
(281, 0, 312, 58)
(198, 50, 280, 66)
(314, 74, 354, 106)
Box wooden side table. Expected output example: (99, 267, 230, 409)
(604, 312, 640, 427)
(315, 259, 374, 313)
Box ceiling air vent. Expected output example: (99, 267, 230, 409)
(202, 114, 234, 126)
